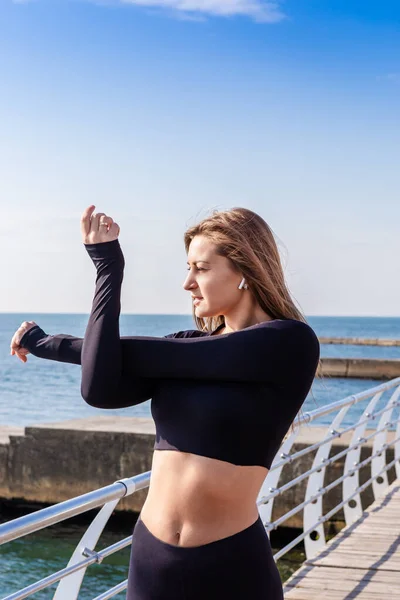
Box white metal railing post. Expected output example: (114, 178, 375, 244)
(342, 391, 384, 526)
(303, 403, 351, 559)
(53, 497, 121, 599)
(257, 428, 301, 533)
(371, 387, 400, 500)
(396, 406, 400, 480)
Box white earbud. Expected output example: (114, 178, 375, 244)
(238, 277, 248, 290)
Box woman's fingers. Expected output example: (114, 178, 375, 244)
(14, 350, 28, 363)
(80, 205, 96, 239)
(11, 342, 29, 363)
(10, 322, 31, 349)
(98, 216, 114, 232)
(110, 222, 120, 236)
(91, 212, 106, 231)
(80, 205, 120, 244)
(10, 321, 37, 362)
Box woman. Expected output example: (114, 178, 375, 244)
(11, 205, 320, 599)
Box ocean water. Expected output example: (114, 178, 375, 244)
(0, 518, 132, 599)
(1, 313, 400, 430)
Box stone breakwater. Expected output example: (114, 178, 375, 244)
(320, 337, 400, 346)
(0, 416, 397, 529)
(320, 358, 400, 379)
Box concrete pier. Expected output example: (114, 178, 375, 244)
(0, 417, 396, 528)
(320, 358, 400, 379)
(320, 337, 400, 346)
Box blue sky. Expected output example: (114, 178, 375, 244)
(1, 1, 399, 316)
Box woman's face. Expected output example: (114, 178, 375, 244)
(183, 235, 244, 317)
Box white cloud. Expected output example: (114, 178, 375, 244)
(120, 0, 285, 22)
(12, 0, 285, 22)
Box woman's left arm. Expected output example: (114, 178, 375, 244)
(81, 238, 126, 405)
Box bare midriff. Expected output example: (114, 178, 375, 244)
(139, 449, 268, 548)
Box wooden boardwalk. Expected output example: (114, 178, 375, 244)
(283, 479, 400, 599)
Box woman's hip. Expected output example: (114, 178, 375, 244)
(126, 513, 283, 600)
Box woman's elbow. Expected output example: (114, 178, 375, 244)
(80, 383, 114, 408)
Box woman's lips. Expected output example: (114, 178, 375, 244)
(193, 297, 203, 305)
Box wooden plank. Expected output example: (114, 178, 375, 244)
(283, 479, 400, 599)
(286, 567, 400, 585)
(307, 557, 400, 569)
(296, 583, 399, 592)
(285, 590, 391, 599)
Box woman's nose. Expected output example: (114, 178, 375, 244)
(183, 274, 198, 291)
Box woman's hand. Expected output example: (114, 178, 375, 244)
(80, 205, 120, 245)
(10, 321, 37, 363)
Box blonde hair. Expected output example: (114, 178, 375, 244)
(184, 207, 322, 433)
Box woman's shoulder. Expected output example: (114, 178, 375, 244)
(164, 319, 319, 347)
(251, 318, 320, 351)
(164, 329, 210, 339)
(245, 317, 316, 334)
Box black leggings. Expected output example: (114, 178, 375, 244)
(126, 515, 284, 599)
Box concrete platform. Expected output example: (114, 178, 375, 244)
(320, 337, 400, 346)
(0, 425, 25, 445)
(321, 358, 400, 379)
(32, 415, 156, 434)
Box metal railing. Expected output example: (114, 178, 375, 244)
(1, 376, 400, 599)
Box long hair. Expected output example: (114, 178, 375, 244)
(184, 207, 322, 433)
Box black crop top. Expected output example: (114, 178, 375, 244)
(20, 239, 320, 469)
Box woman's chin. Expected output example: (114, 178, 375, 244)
(194, 304, 208, 315)
(196, 308, 216, 319)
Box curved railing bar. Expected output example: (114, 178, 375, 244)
(0, 472, 151, 546)
(263, 434, 400, 533)
(258, 415, 399, 506)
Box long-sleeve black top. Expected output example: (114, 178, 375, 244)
(20, 239, 320, 469)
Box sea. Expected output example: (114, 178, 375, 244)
(1, 313, 400, 598)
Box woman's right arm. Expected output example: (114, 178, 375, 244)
(19, 325, 82, 364)
(19, 325, 158, 409)
(19, 326, 201, 363)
